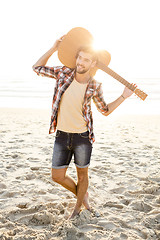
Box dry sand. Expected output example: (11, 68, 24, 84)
(0, 108, 160, 240)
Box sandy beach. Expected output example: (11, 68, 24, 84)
(0, 108, 160, 239)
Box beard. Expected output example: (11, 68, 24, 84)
(76, 64, 90, 74)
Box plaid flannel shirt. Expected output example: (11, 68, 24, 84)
(33, 65, 109, 143)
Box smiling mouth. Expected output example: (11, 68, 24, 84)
(78, 65, 84, 69)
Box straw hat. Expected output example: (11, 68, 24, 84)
(58, 27, 111, 76)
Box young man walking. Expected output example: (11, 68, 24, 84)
(33, 36, 134, 218)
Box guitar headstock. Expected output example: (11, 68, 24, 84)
(134, 88, 148, 101)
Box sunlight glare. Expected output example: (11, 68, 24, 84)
(92, 36, 108, 52)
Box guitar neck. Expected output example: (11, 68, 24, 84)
(97, 61, 136, 91)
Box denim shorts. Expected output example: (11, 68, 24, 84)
(52, 130, 92, 169)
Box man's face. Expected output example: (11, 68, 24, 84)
(76, 51, 95, 74)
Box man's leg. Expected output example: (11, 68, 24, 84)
(52, 167, 90, 211)
(52, 167, 77, 195)
(70, 166, 89, 218)
(52, 131, 77, 195)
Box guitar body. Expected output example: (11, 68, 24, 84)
(58, 27, 147, 100)
(58, 27, 111, 76)
(58, 27, 94, 68)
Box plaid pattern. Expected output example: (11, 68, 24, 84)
(33, 65, 108, 143)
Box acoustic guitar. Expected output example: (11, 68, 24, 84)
(58, 27, 147, 101)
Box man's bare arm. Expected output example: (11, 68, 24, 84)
(104, 85, 135, 116)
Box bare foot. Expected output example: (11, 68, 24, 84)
(83, 192, 91, 211)
(69, 209, 80, 219)
(69, 192, 91, 219)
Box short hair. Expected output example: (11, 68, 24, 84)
(76, 46, 98, 62)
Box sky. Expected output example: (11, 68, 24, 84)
(1, 0, 160, 83)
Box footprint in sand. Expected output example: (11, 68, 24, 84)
(103, 201, 124, 209)
(130, 200, 152, 213)
(30, 210, 56, 225)
(143, 213, 160, 231)
(110, 187, 126, 194)
(0, 183, 7, 189)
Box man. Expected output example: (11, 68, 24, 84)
(32, 36, 134, 218)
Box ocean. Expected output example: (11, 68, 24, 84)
(0, 75, 159, 115)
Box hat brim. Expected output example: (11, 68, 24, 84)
(58, 27, 111, 76)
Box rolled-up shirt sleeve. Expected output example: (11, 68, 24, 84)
(93, 84, 109, 115)
(32, 65, 63, 79)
